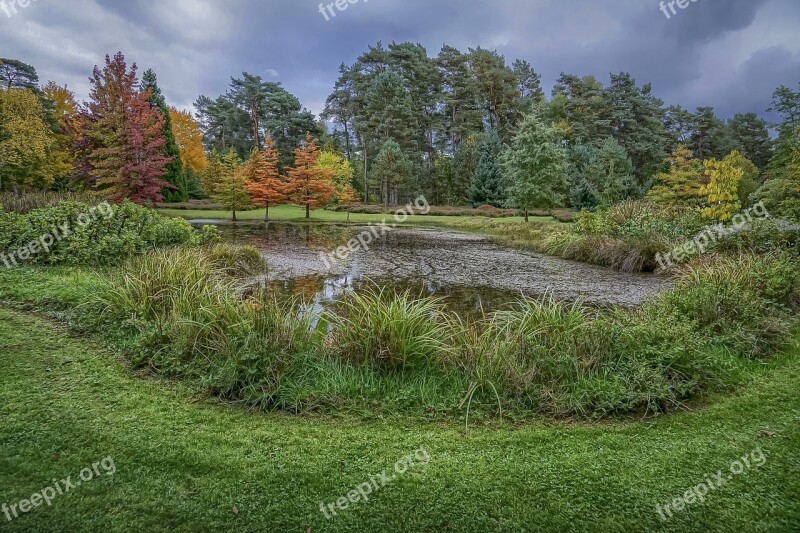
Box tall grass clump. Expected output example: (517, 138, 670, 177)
(325, 286, 451, 371)
(94, 244, 317, 409)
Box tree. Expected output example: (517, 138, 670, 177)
(453, 134, 479, 205)
(689, 107, 731, 160)
(503, 111, 568, 221)
(727, 113, 772, 171)
(244, 139, 286, 221)
(371, 140, 414, 207)
(317, 149, 357, 204)
(467, 130, 505, 207)
(285, 134, 336, 218)
(512, 59, 544, 112)
(722, 150, 760, 206)
(0, 58, 39, 91)
(212, 150, 250, 221)
(604, 73, 668, 185)
(169, 107, 208, 175)
(700, 156, 743, 221)
(84, 53, 175, 203)
(141, 69, 186, 201)
(201, 148, 224, 196)
(645, 145, 704, 207)
(756, 128, 800, 220)
(0, 89, 58, 189)
(570, 137, 638, 209)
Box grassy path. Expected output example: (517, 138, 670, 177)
(0, 307, 798, 531)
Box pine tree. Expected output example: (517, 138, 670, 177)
(141, 69, 186, 201)
(503, 111, 568, 221)
(285, 134, 336, 218)
(468, 130, 506, 207)
(244, 139, 286, 221)
(371, 140, 414, 207)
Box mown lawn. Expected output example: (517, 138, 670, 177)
(156, 204, 552, 226)
(0, 304, 798, 531)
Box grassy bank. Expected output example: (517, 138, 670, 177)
(1, 307, 798, 531)
(0, 246, 797, 421)
(156, 204, 553, 226)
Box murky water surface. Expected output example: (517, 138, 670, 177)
(206, 222, 670, 314)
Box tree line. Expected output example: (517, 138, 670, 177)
(1, 43, 798, 221)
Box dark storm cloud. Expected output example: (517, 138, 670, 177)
(1, 0, 798, 121)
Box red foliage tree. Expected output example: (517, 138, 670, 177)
(285, 134, 336, 219)
(244, 138, 287, 221)
(82, 52, 174, 203)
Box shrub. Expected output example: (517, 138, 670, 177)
(0, 200, 213, 267)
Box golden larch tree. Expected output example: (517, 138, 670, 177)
(285, 134, 336, 219)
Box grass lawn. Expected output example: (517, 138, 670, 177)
(156, 204, 552, 226)
(0, 304, 798, 531)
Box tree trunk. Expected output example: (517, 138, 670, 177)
(363, 142, 369, 203)
(524, 209, 529, 223)
(264, 204, 269, 222)
(232, 210, 238, 222)
(306, 203, 310, 219)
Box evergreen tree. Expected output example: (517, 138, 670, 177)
(141, 69, 186, 201)
(689, 107, 731, 160)
(371, 140, 414, 207)
(604, 73, 668, 185)
(0, 58, 39, 91)
(503, 111, 568, 221)
(727, 113, 772, 171)
(467, 130, 505, 207)
(453, 134, 479, 205)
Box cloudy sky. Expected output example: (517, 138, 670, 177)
(1, 0, 799, 122)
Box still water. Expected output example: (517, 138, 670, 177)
(206, 222, 670, 315)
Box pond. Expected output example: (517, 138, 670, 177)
(202, 221, 671, 315)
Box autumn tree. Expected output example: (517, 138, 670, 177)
(141, 69, 186, 201)
(700, 156, 743, 221)
(169, 107, 208, 175)
(316, 149, 357, 204)
(0, 89, 59, 189)
(244, 139, 286, 221)
(645, 145, 705, 207)
(285, 134, 336, 218)
(212, 150, 251, 221)
(83, 53, 174, 203)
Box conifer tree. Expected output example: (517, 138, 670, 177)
(141, 69, 186, 201)
(244, 139, 286, 221)
(503, 111, 568, 221)
(285, 134, 336, 218)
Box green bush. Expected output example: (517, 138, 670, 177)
(0, 200, 215, 267)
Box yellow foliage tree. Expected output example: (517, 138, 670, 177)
(0, 89, 59, 189)
(700, 156, 743, 221)
(169, 107, 208, 175)
(645, 145, 705, 206)
(316, 149, 357, 205)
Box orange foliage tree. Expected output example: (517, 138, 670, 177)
(285, 134, 336, 219)
(243, 138, 286, 221)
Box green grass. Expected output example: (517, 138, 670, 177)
(157, 204, 552, 226)
(0, 306, 798, 531)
